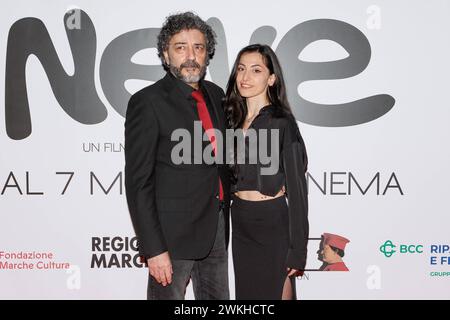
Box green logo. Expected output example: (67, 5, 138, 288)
(380, 240, 396, 257)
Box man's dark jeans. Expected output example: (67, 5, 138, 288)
(147, 209, 229, 300)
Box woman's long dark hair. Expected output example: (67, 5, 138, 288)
(224, 44, 293, 130)
(224, 44, 300, 184)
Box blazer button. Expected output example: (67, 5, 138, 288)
(215, 194, 219, 199)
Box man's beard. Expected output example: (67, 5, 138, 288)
(169, 59, 207, 84)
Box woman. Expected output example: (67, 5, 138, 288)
(224, 44, 309, 300)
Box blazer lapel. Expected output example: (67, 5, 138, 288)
(160, 74, 225, 156)
(161, 73, 199, 122)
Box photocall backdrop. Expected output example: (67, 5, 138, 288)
(1, 0, 449, 299)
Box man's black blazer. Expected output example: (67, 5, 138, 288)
(124, 73, 230, 260)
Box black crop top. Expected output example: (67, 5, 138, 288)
(231, 105, 309, 270)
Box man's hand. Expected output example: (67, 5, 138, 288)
(147, 251, 173, 286)
(287, 267, 304, 277)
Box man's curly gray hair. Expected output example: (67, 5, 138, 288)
(157, 12, 217, 69)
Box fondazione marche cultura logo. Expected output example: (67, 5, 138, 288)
(379, 240, 423, 258)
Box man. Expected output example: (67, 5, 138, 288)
(319, 233, 350, 271)
(124, 12, 230, 299)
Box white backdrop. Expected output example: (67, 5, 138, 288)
(1, 0, 449, 299)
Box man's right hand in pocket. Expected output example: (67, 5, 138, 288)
(147, 251, 172, 286)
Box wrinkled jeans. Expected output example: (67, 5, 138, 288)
(147, 209, 229, 300)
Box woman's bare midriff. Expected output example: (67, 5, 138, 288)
(235, 187, 285, 201)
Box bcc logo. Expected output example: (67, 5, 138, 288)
(380, 240, 423, 258)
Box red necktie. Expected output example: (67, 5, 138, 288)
(191, 90, 224, 201)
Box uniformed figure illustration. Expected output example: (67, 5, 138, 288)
(319, 233, 350, 271)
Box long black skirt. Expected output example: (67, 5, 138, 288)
(231, 195, 296, 300)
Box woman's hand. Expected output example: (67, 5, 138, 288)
(287, 267, 304, 277)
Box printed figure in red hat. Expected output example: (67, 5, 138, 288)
(320, 233, 350, 271)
